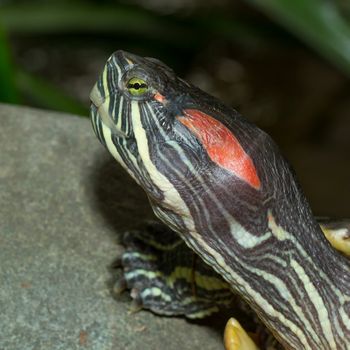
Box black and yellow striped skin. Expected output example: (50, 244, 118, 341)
(117, 220, 348, 350)
(90, 51, 350, 349)
(118, 223, 235, 319)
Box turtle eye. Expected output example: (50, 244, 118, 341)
(126, 77, 148, 96)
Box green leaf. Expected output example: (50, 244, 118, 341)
(0, 3, 276, 49)
(15, 69, 88, 116)
(246, 0, 350, 75)
(0, 27, 19, 103)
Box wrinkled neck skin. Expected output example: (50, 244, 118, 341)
(90, 51, 350, 349)
(153, 144, 350, 349)
(162, 140, 350, 348)
(131, 111, 350, 350)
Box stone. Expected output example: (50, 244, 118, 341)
(0, 104, 222, 350)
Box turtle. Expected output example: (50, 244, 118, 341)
(89, 50, 350, 349)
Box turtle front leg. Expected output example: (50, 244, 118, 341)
(114, 222, 283, 350)
(114, 221, 234, 318)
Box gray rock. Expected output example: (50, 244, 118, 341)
(0, 104, 223, 350)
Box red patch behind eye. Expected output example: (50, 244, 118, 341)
(178, 109, 261, 190)
(154, 92, 166, 104)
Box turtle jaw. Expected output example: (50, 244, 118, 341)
(89, 51, 135, 142)
(90, 88, 129, 142)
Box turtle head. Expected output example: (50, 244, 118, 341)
(90, 51, 241, 205)
(90, 50, 192, 141)
(90, 50, 265, 200)
(89, 50, 294, 229)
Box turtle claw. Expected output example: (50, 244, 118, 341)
(224, 318, 260, 350)
(130, 288, 140, 299)
(129, 292, 143, 314)
(114, 276, 127, 295)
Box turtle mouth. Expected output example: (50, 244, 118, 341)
(90, 83, 129, 139)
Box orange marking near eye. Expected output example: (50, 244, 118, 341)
(154, 92, 166, 104)
(178, 109, 261, 190)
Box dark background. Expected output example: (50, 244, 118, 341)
(1, 0, 349, 217)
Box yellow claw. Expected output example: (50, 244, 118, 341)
(224, 318, 260, 350)
(321, 225, 350, 257)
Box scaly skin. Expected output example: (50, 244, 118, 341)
(90, 50, 350, 349)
